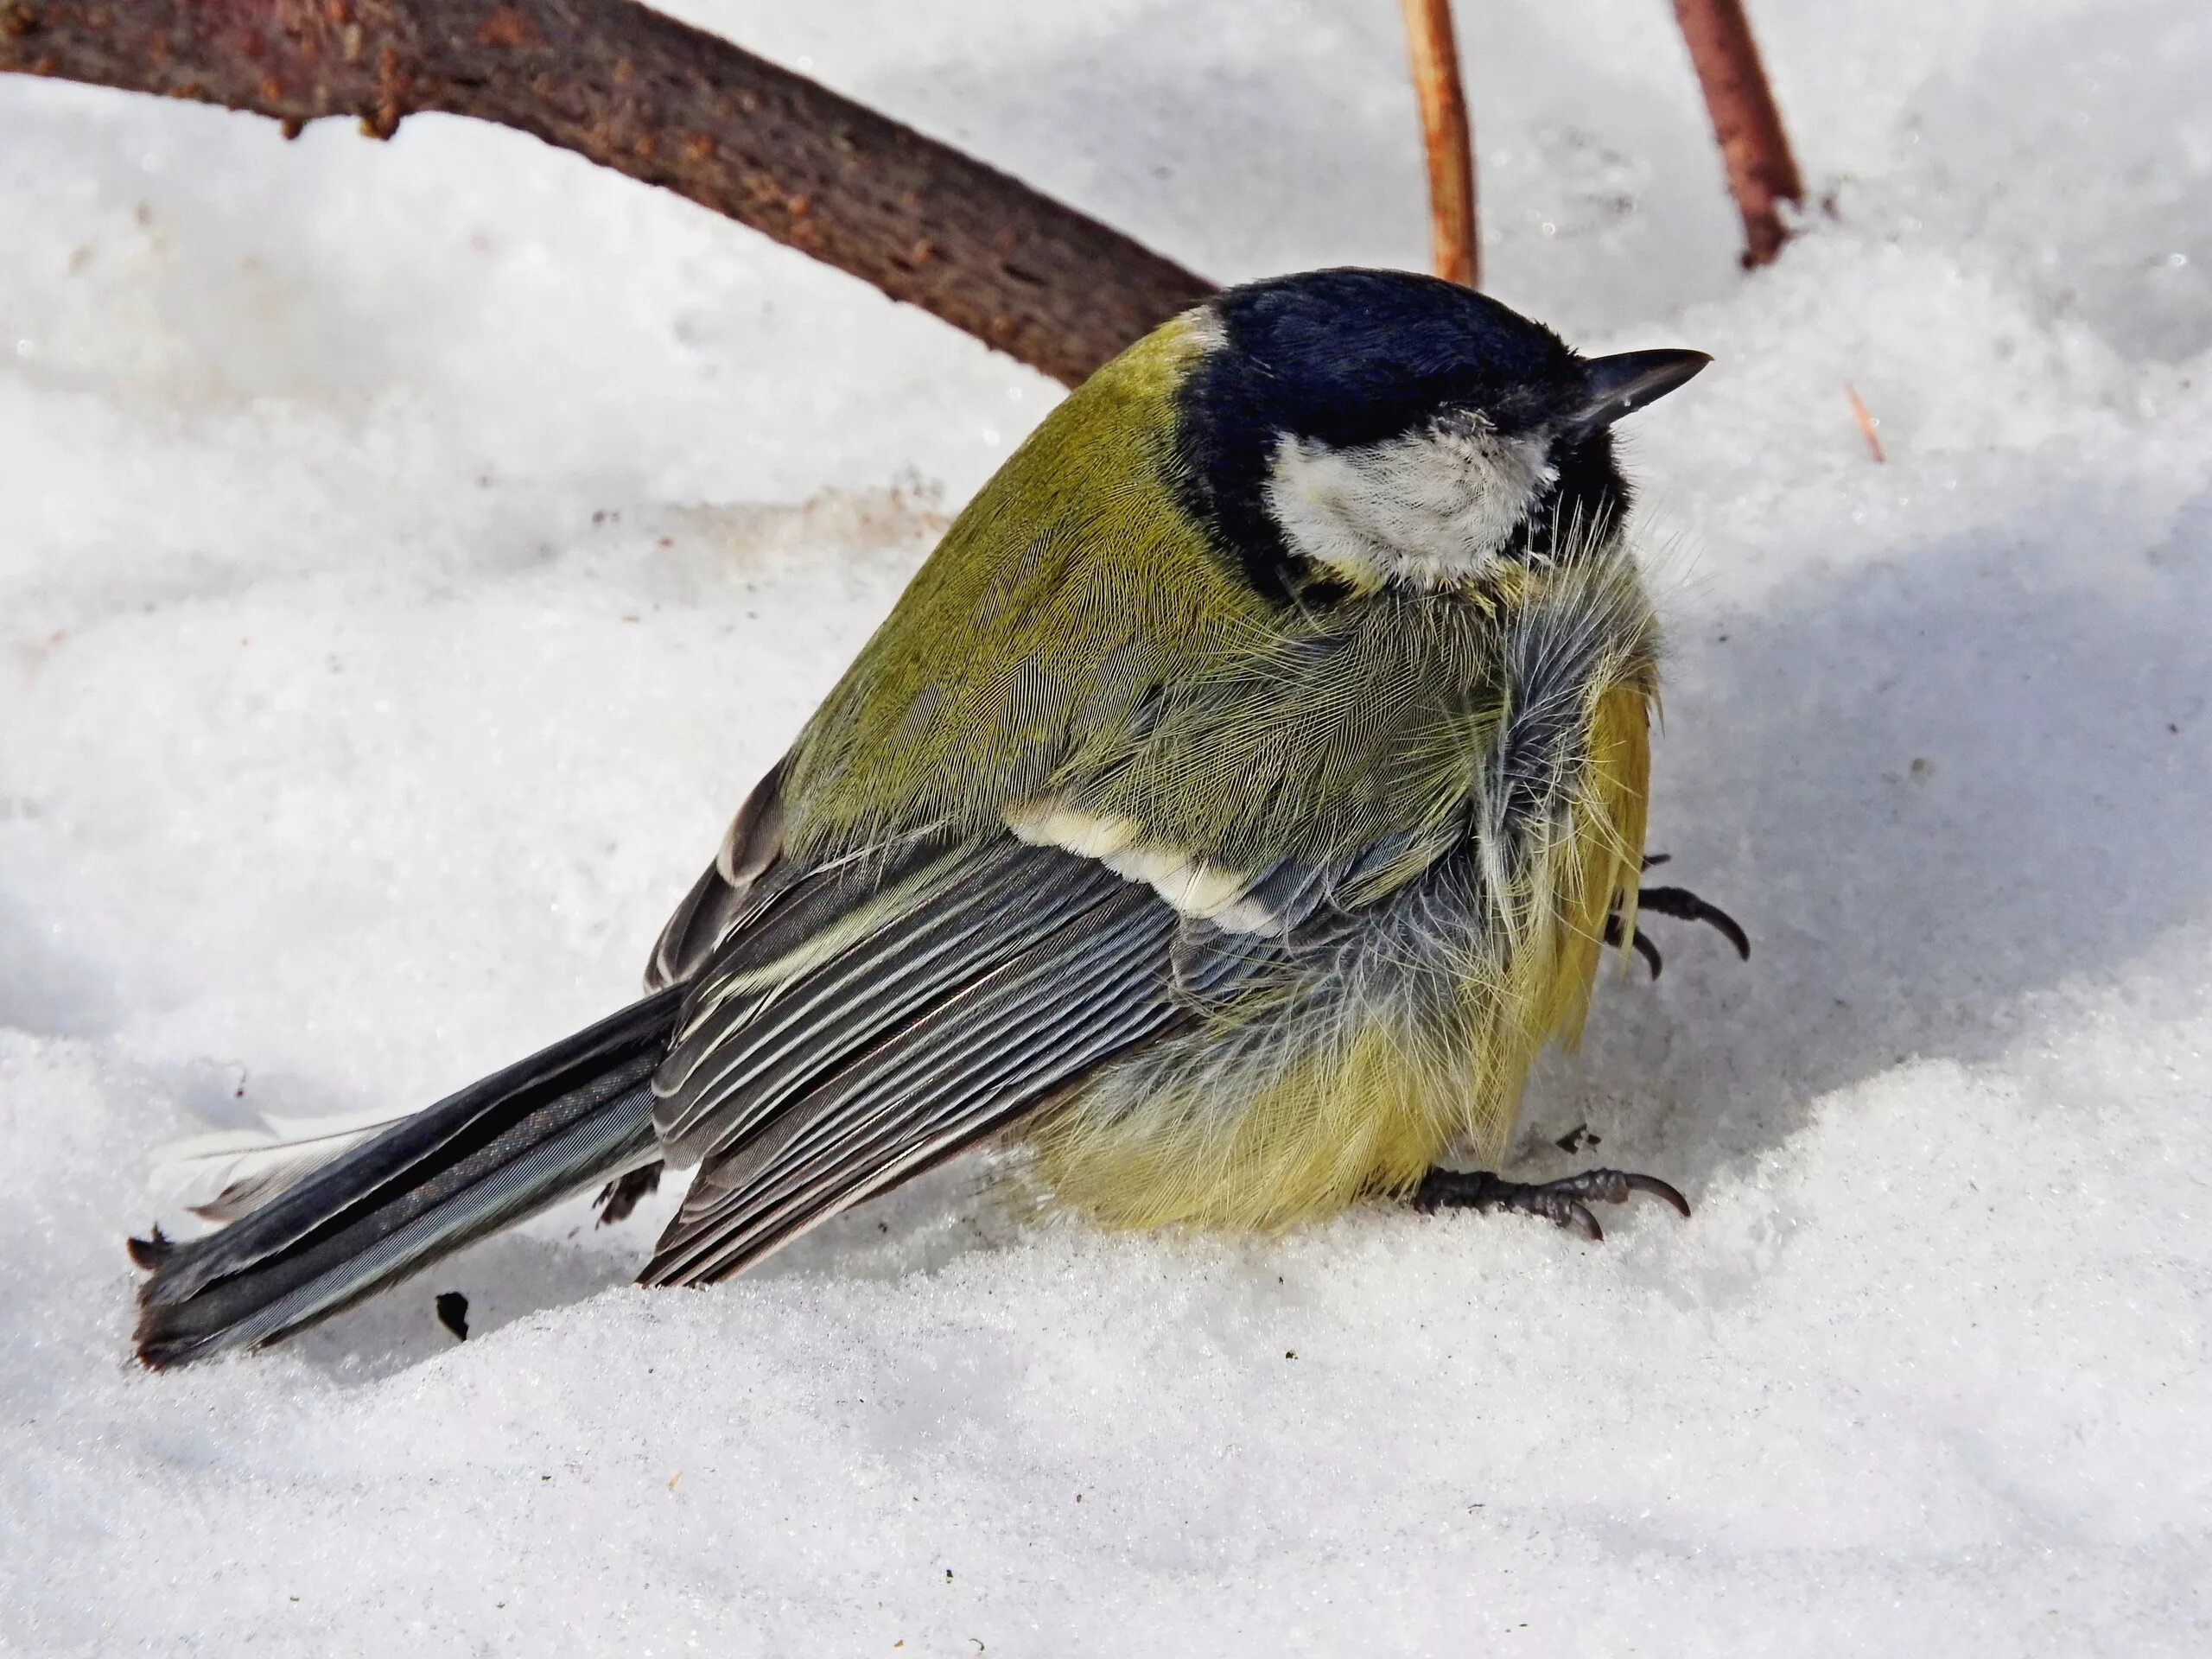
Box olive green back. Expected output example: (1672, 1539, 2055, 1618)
(783, 315, 1269, 860)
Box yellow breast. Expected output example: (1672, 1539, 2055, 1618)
(1024, 679, 1652, 1233)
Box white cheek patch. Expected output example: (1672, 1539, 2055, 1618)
(1263, 418, 1555, 589)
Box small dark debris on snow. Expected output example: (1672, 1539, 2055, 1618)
(435, 1291, 470, 1341)
(1554, 1122, 1601, 1154)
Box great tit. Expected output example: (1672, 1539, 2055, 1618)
(130, 267, 1735, 1368)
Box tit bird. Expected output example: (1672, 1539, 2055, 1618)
(130, 268, 1741, 1368)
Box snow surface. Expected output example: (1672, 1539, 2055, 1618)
(4, 0, 2211, 1650)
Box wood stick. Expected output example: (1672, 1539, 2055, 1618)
(1844, 383, 1885, 463)
(1670, 0, 1803, 268)
(0, 0, 1217, 385)
(1398, 0, 1479, 289)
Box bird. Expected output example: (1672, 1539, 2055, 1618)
(129, 267, 1743, 1368)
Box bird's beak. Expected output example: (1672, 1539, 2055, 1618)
(1567, 349, 1712, 432)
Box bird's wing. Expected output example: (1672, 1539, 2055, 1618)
(640, 813, 1301, 1285)
(632, 550, 1654, 1284)
(634, 772, 1488, 1288)
(628, 626, 1541, 1288)
(645, 758, 791, 993)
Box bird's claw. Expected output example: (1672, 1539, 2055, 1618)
(1605, 868, 1751, 979)
(1412, 1166, 1692, 1241)
(1604, 912, 1668, 979)
(1637, 884, 1751, 960)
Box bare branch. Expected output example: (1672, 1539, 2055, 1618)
(1671, 0, 1803, 267)
(0, 0, 1217, 385)
(1398, 0, 1479, 289)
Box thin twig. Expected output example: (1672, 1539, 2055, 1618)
(0, 0, 1215, 385)
(1671, 0, 1803, 268)
(1844, 383, 1885, 462)
(1399, 0, 1479, 289)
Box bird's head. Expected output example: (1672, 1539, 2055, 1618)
(1171, 269, 1707, 600)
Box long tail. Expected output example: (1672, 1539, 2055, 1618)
(130, 988, 684, 1369)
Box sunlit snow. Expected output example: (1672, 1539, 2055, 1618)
(3, 0, 2209, 1651)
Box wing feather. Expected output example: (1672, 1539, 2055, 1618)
(716, 893, 1173, 1195)
(632, 747, 1475, 1293)
(642, 876, 1179, 1285)
(654, 845, 1133, 1159)
(646, 760, 790, 991)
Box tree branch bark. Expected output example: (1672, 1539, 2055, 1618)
(0, 0, 1217, 385)
(1670, 0, 1802, 268)
(1398, 0, 1478, 289)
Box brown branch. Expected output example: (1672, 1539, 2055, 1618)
(0, 0, 1217, 385)
(1672, 0, 1802, 267)
(1398, 0, 1478, 289)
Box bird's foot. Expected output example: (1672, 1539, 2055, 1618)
(1605, 861, 1751, 981)
(594, 1164, 662, 1227)
(1411, 1166, 1691, 1242)
(1637, 884, 1751, 959)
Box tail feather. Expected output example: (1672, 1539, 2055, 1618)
(149, 1107, 407, 1224)
(132, 988, 683, 1369)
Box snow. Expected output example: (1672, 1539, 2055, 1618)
(3, 0, 2210, 1649)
